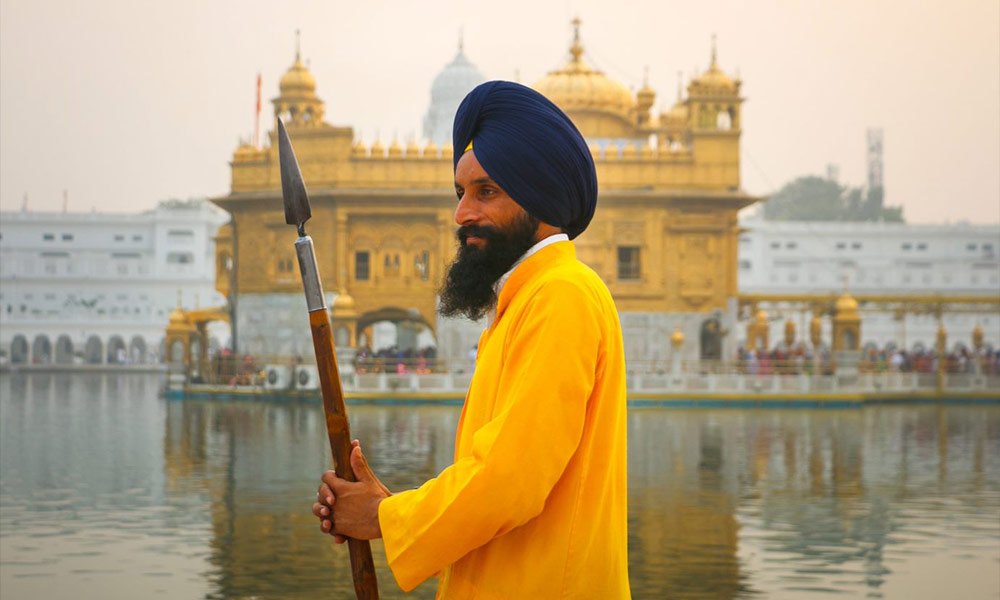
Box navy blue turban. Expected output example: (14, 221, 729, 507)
(452, 81, 597, 239)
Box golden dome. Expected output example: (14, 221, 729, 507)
(670, 327, 684, 348)
(689, 38, 739, 96)
(406, 138, 421, 157)
(836, 292, 859, 314)
(332, 292, 356, 311)
(279, 56, 317, 96)
(423, 140, 439, 158)
(370, 139, 385, 158)
(663, 101, 688, 124)
(352, 139, 367, 157)
(755, 309, 768, 323)
(169, 308, 187, 325)
(532, 19, 635, 124)
(388, 138, 403, 157)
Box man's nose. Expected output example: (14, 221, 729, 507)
(454, 193, 477, 226)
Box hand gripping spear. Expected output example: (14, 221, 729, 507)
(278, 118, 379, 600)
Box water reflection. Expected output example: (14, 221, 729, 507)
(1, 373, 998, 600)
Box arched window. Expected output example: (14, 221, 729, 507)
(716, 108, 732, 130)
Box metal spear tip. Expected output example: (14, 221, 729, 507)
(278, 118, 311, 229)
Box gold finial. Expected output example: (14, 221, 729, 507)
(295, 29, 301, 62)
(570, 17, 583, 62)
(710, 33, 718, 67)
(841, 274, 849, 294)
(458, 27, 464, 53)
(643, 65, 649, 87)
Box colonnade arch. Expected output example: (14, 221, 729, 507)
(10, 335, 28, 364)
(106, 336, 127, 364)
(129, 336, 147, 364)
(55, 335, 74, 364)
(5, 333, 160, 365)
(32, 335, 52, 364)
(84, 336, 103, 364)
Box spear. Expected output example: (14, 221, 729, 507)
(278, 118, 379, 600)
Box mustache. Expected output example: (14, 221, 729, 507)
(457, 224, 504, 246)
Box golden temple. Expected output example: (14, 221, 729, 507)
(210, 21, 757, 360)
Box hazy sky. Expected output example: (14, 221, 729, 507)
(1, 0, 998, 224)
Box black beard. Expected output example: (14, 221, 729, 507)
(438, 212, 540, 321)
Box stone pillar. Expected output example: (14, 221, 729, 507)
(936, 322, 947, 394)
(670, 327, 684, 376)
(972, 324, 984, 375)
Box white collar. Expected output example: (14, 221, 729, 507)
(487, 233, 569, 327)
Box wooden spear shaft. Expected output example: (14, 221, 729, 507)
(280, 118, 379, 600)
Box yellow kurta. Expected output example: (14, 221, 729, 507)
(378, 241, 630, 599)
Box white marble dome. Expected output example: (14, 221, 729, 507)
(422, 44, 485, 146)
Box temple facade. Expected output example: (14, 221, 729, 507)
(212, 21, 757, 366)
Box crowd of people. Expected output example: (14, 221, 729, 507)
(353, 345, 439, 375)
(736, 344, 1000, 375)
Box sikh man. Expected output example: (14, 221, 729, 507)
(312, 80, 631, 599)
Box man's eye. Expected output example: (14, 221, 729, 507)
(480, 187, 495, 197)
(455, 189, 464, 201)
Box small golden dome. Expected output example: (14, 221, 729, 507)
(621, 143, 637, 159)
(441, 143, 454, 160)
(352, 139, 367, 157)
(588, 144, 600, 160)
(670, 327, 684, 348)
(370, 139, 385, 158)
(279, 56, 317, 97)
(406, 138, 421, 157)
(691, 65, 735, 91)
(640, 144, 654, 159)
(662, 101, 688, 124)
(755, 309, 768, 323)
(332, 292, 356, 311)
(532, 19, 635, 124)
(388, 138, 403, 157)
(168, 307, 187, 325)
(423, 140, 439, 158)
(604, 143, 619, 160)
(689, 38, 738, 96)
(636, 68, 655, 112)
(836, 292, 858, 314)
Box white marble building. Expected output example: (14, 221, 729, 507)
(0, 199, 229, 365)
(737, 216, 1000, 352)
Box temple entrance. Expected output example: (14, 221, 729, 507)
(700, 318, 723, 361)
(355, 307, 437, 373)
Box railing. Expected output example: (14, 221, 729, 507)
(180, 352, 1000, 397)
